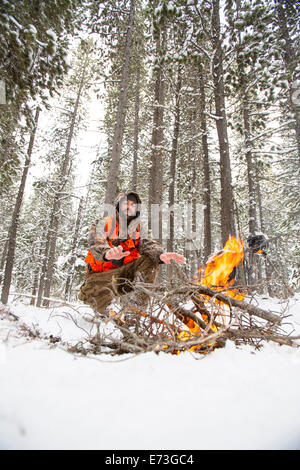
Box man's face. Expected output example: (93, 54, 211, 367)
(120, 199, 137, 217)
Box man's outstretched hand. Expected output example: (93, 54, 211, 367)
(105, 246, 186, 264)
(105, 245, 130, 260)
(159, 252, 186, 264)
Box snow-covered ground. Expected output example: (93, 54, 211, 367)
(0, 294, 300, 450)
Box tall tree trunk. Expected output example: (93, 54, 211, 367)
(105, 0, 136, 205)
(167, 65, 181, 278)
(186, 87, 202, 276)
(256, 166, 265, 235)
(275, 1, 300, 166)
(30, 268, 39, 306)
(190, 161, 199, 277)
(0, 239, 9, 286)
(31, 269, 40, 305)
(1, 107, 40, 304)
(132, 61, 140, 191)
(148, 21, 166, 244)
(256, 165, 271, 294)
(243, 97, 258, 285)
(211, 0, 236, 245)
(244, 105, 257, 235)
(65, 196, 84, 301)
(36, 212, 53, 307)
(42, 70, 86, 306)
(30, 244, 43, 306)
(199, 67, 212, 260)
(236, 41, 258, 285)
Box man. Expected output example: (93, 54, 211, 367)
(78, 191, 185, 315)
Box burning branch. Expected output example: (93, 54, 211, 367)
(175, 285, 282, 325)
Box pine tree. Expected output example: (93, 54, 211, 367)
(0, 0, 83, 190)
(1, 107, 40, 304)
(104, 0, 137, 205)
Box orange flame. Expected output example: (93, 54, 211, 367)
(199, 235, 245, 301)
(177, 321, 216, 353)
(176, 236, 246, 354)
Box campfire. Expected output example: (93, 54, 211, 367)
(197, 236, 246, 322)
(64, 236, 297, 357)
(199, 236, 245, 296)
(175, 236, 246, 353)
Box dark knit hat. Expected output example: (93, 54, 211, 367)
(115, 191, 141, 221)
(126, 193, 138, 204)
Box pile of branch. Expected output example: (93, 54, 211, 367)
(67, 268, 300, 357)
(3, 270, 298, 358)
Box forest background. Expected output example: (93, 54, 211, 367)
(0, 0, 299, 307)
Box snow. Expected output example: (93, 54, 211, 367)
(46, 29, 58, 42)
(28, 24, 37, 35)
(8, 15, 22, 30)
(0, 295, 300, 450)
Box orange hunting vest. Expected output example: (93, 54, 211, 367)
(85, 216, 140, 273)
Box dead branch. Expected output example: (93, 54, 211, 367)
(187, 285, 282, 324)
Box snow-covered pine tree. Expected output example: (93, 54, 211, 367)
(0, 0, 83, 193)
(1, 107, 40, 304)
(24, 39, 99, 306)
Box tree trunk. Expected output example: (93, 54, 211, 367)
(30, 268, 39, 306)
(275, 1, 300, 166)
(132, 61, 140, 191)
(190, 161, 200, 277)
(31, 266, 40, 305)
(42, 70, 86, 306)
(65, 196, 84, 301)
(211, 0, 236, 245)
(105, 0, 136, 205)
(242, 100, 257, 236)
(236, 44, 258, 284)
(199, 67, 212, 260)
(0, 239, 9, 286)
(256, 165, 271, 295)
(36, 212, 53, 307)
(256, 166, 265, 235)
(167, 65, 181, 278)
(148, 21, 166, 245)
(1, 107, 40, 304)
(30, 244, 43, 306)
(244, 99, 257, 285)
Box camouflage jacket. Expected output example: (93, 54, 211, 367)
(88, 191, 165, 266)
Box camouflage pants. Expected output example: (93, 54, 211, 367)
(78, 255, 159, 314)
